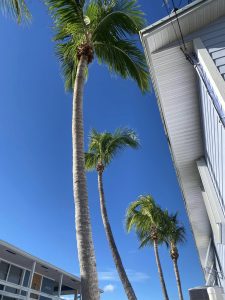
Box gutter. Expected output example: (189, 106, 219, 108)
(140, 0, 211, 37)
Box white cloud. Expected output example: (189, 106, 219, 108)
(99, 269, 149, 283)
(103, 284, 116, 293)
(99, 270, 118, 281)
(128, 270, 150, 282)
(61, 296, 74, 300)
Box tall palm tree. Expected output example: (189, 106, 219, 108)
(166, 213, 185, 300)
(85, 128, 139, 300)
(0, 0, 31, 23)
(126, 195, 170, 300)
(45, 1, 149, 299)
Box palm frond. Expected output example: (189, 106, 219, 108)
(126, 195, 169, 248)
(45, 0, 89, 90)
(94, 39, 149, 92)
(56, 42, 79, 91)
(1, 0, 31, 23)
(85, 152, 99, 170)
(167, 213, 186, 245)
(46, 0, 85, 27)
(86, 128, 139, 170)
(91, 0, 146, 41)
(46, 0, 149, 92)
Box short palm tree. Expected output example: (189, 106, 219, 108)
(1, 0, 31, 23)
(166, 213, 185, 300)
(85, 128, 139, 300)
(45, 1, 149, 299)
(126, 195, 170, 300)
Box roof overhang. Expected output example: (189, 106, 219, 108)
(140, 0, 225, 273)
(0, 240, 81, 292)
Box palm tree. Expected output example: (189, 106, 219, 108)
(45, 1, 149, 299)
(85, 128, 139, 300)
(166, 213, 185, 300)
(0, 0, 31, 23)
(126, 195, 170, 300)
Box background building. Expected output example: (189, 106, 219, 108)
(140, 0, 225, 298)
(0, 240, 81, 300)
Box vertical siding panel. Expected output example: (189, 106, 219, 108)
(199, 77, 225, 287)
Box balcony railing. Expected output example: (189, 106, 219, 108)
(194, 38, 225, 215)
(0, 279, 68, 300)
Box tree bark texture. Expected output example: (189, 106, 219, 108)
(98, 171, 137, 300)
(72, 55, 100, 300)
(153, 240, 169, 300)
(172, 258, 184, 300)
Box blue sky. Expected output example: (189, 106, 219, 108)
(0, 1, 204, 299)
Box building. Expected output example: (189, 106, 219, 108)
(140, 0, 225, 298)
(0, 240, 81, 300)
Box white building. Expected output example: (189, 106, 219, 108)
(140, 0, 225, 298)
(0, 240, 81, 300)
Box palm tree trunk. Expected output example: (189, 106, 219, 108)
(98, 171, 137, 300)
(72, 55, 99, 300)
(172, 258, 184, 300)
(153, 240, 169, 300)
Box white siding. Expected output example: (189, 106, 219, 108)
(199, 76, 225, 215)
(151, 45, 214, 278)
(200, 17, 225, 80)
(217, 243, 225, 287)
(184, 16, 225, 79)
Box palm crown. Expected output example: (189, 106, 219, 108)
(126, 195, 169, 247)
(1, 0, 31, 23)
(46, 0, 149, 91)
(85, 128, 139, 170)
(166, 213, 185, 246)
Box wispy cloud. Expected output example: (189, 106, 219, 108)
(61, 296, 74, 300)
(99, 269, 149, 283)
(103, 284, 116, 293)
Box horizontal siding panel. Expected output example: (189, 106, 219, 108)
(151, 46, 213, 271)
(218, 65, 225, 74)
(204, 35, 225, 48)
(211, 48, 225, 59)
(215, 57, 225, 67)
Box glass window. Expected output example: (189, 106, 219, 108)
(2, 297, 16, 300)
(20, 290, 27, 296)
(4, 286, 19, 295)
(0, 262, 9, 280)
(30, 293, 39, 299)
(31, 274, 42, 291)
(0, 284, 4, 290)
(22, 270, 30, 287)
(7, 265, 22, 285)
(40, 297, 51, 300)
(41, 277, 54, 295)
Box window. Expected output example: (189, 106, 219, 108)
(4, 286, 19, 295)
(31, 274, 42, 291)
(22, 270, 30, 287)
(41, 277, 55, 295)
(40, 297, 51, 300)
(7, 265, 22, 285)
(0, 262, 9, 281)
(30, 293, 39, 299)
(20, 290, 27, 296)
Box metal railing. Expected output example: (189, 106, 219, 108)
(0, 279, 66, 300)
(196, 57, 225, 215)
